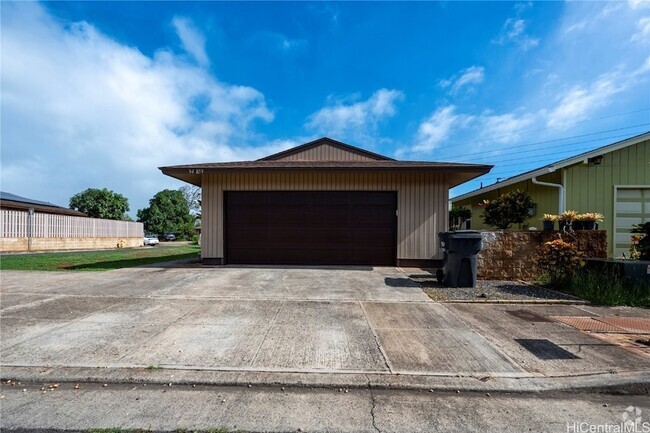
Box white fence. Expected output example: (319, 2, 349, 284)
(0, 209, 143, 238)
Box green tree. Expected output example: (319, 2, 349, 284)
(449, 205, 472, 230)
(137, 189, 195, 239)
(481, 189, 535, 230)
(69, 188, 130, 220)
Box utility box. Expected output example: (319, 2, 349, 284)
(437, 231, 483, 288)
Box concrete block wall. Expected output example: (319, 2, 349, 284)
(0, 237, 143, 253)
(478, 230, 607, 281)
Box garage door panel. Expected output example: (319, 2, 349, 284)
(225, 191, 397, 265)
(615, 187, 650, 258)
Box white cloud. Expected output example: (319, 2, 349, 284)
(410, 106, 469, 154)
(305, 89, 403, 140)
(172, 17, 209, 67)
(1, 2, 275, 214)
(546, 72, 626, 128)
(249, 31, 309, 54)
(478, 112, 537, 144)
(439, 66, 485, 95)
(629, 0, 650, 9)
(493, 18, 540, 51)
(632, 16, 650, 42)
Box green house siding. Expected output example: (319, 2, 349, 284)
(453, 138, 650, 257)
(454, 170, 561, 231)
(564, 138, 649, 257)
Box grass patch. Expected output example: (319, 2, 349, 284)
(87, 429, 153, 433)
(541, 270, 650, 307)
(175, 429, 235, 433)
(145, 364, 162, 370)
(0, 245, 200, 272)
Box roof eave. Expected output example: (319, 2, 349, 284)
(451, 165, 555, 202)
(451, 131, 650, 202)
(160, 165, 492, 187)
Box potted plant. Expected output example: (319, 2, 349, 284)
(558, 210, 577, 232)
(573, 213, 587, 231)
(541, 214, 558, 231)
(580, 212, 603, 230)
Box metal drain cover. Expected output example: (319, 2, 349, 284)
(551, 316, 646, 333)
(597, 317, 650, 334)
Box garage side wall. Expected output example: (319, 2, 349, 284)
(201, 171, 448, 263)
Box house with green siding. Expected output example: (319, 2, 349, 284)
(452, 132, 650, 258)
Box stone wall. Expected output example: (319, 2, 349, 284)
(0, 237, 143, 253)
(478, 230, 607, 281)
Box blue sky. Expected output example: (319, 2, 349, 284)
(2, 1, 649, 216)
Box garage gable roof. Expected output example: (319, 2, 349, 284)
(259, 137, 395, 161)
(160, 137, 493, 187)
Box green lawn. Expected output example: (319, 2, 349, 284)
(0, 245, 201, 271)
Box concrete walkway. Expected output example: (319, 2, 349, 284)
(1, 266, 649, 392)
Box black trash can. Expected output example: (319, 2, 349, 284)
(437, 230, 483, 288)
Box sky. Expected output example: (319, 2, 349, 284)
(2, 1, 649, 217)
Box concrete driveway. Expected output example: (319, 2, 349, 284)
(1, 266, 648, 384)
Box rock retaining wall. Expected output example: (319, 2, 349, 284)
(478, 230, 607, 281)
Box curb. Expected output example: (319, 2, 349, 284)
(2, 366, 649, 395)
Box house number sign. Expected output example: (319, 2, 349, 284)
(188, 169, 204, 174)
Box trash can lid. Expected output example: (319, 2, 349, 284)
(447, 230, 482, 238)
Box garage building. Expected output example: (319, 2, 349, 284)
(161, 137, 491, 266)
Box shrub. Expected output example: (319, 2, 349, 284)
(481, 189, 535, 229)
(537, 238, 584, 284)
(631, 222, 650, 260)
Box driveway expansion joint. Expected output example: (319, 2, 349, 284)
(359, 302, 393, 373)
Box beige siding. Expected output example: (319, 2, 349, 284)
(273, 143, 378, 161)
(201, 171, 448, 261)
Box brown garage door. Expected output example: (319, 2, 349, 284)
(225, 191, 397, 265)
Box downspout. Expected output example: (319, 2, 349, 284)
(532, 170, 565, 214)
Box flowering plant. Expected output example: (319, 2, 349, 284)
(576, 212, 604, 222)
(558, 210, 578, 221)
(538, 238, 584, 283)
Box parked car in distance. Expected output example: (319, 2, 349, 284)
(164, 232, 176, 242)
(143, 234, 159, 246)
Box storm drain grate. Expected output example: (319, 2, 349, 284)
(515, 339, 580, 360)
(596, 317, 650, 334)
(507, 309, 553, 322)
(551, 316, 627, 333)
(551, 316, 650, 334)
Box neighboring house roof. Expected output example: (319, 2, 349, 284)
(259, 137, 395, 161)
(160, 137, 493, 188)
(451, 131, 650, 202)
(0, 191, 87, 217)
